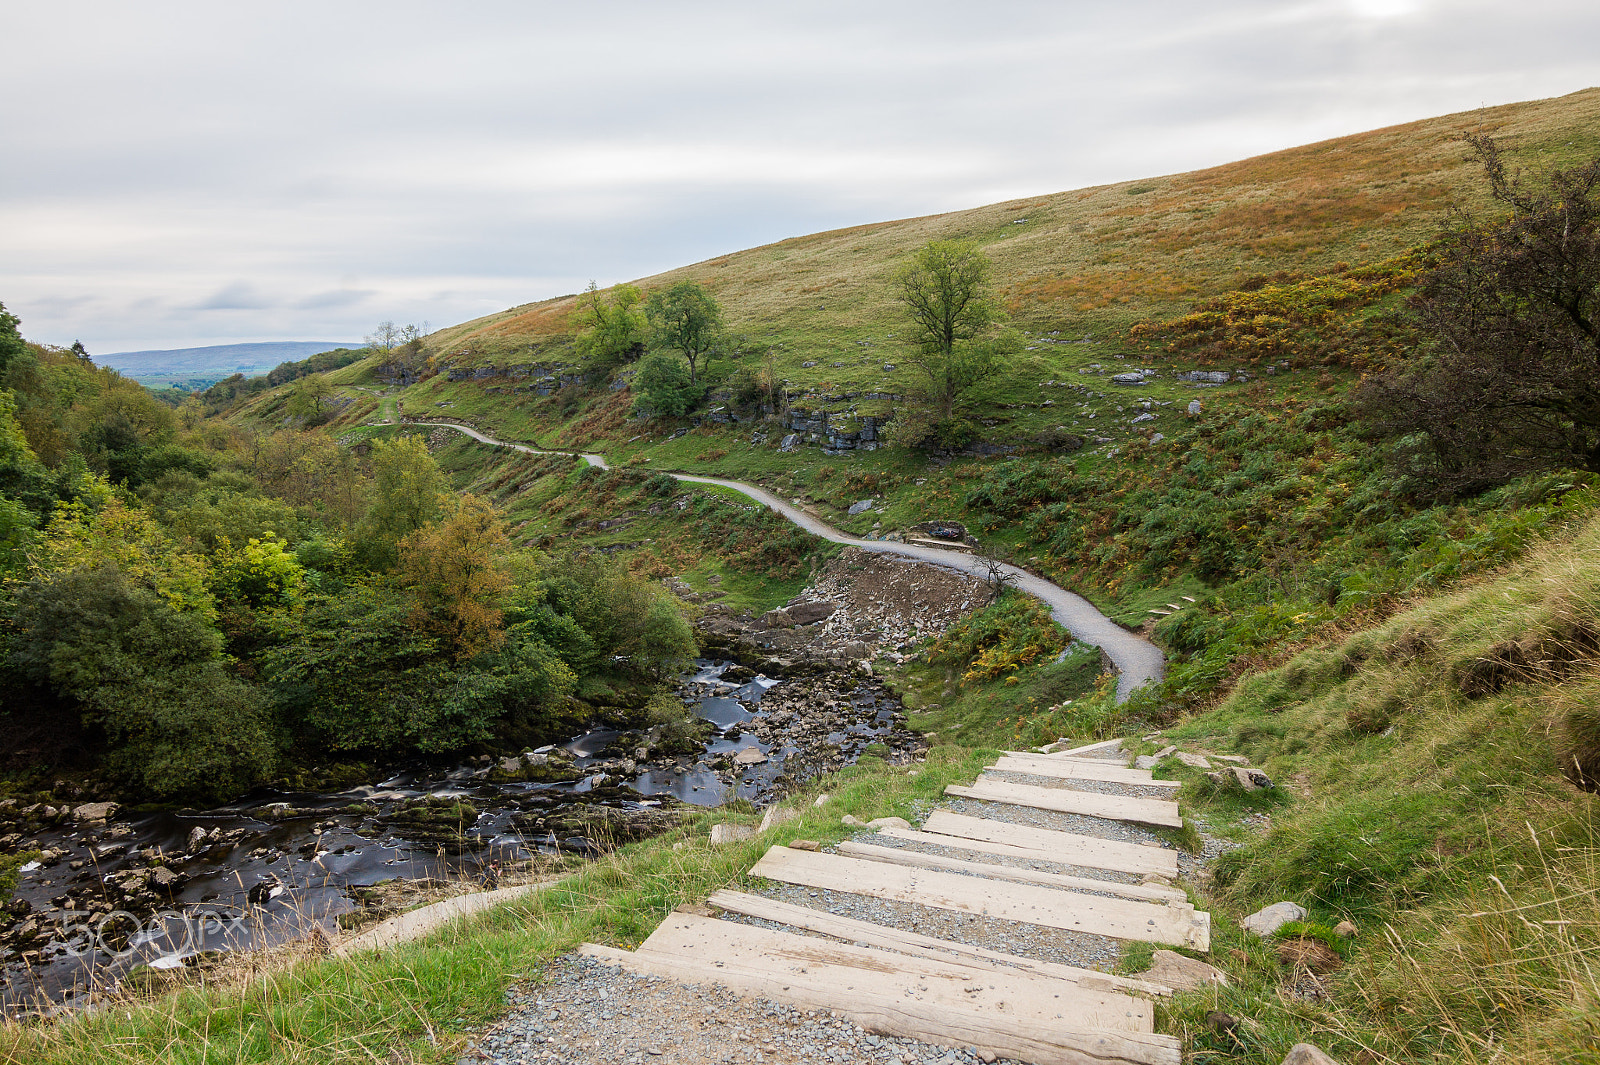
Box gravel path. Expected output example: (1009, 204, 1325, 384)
(463, 955, 1002, 1065)
(403, 422, 1163, 701)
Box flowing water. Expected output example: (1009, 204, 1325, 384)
(0, 660, 910, 1015)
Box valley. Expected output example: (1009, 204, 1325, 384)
(3, 86, 1600, 1064)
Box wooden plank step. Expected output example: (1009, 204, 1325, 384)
(1051, 738, 1129, 757)
(836, 840, 1190, 904)
(638, 912, 1153, 1032)
(919, 811, 1179, 878)
(749, 846, 1208, 950)
(704, 890, 1173, 997)
(578, 940, 1180, 1065)
(994, 754, 1178, 788)
(879, 826, 1172, 880)
(949, 780, 1183, 829)
(905, 536, 974, 552)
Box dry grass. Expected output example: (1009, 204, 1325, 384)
(408, 88, 1600, 429)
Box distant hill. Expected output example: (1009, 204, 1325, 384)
(428, 88, 1600, 370)
(96, 341, 359, 378)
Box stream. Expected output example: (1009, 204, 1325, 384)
(0, 659, 916, 1016)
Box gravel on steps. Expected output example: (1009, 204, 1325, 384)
(457, 954, 1010, 1065)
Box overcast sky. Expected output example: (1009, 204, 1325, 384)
(3, 1, 1596, 354)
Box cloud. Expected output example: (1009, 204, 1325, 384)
(192, 282, 271, 311)
(296, 287, 377, 310)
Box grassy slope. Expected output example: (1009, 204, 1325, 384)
(1129, 507, 1600, 1064)
(211, 90, 1600, 596)
(429, 89, 1600, 366)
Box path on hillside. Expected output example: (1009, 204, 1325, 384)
(403, 421, 1164, 701)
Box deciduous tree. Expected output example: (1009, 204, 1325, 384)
(576, 281, 647, 386)
(645, 281, 723, 385)
(896, 239, 1006, 418)
(399, 493, 512, 659)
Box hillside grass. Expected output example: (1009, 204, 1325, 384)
(425, 89, 1600, 380)
(1124, 510, 1600, 1064)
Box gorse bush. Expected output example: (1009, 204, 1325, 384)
(924, 591, 1068, 683)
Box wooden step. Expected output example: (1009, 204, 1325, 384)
(918, 811, 1179, 878)
(749, 846, 1208, 949)
(948, 780, 1183, 829)
(704, 890, 1173, 997)
(905, 536, 974, 552)
(638, 912, 1153, 1032)
(578, 943, 1180, 1065)
(994, 753, 1179, 788)
(581, 918, 1182, 1065)
(835, 840, 1190, 904)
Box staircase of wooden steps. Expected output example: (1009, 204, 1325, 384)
(579, 746, 1204, 1065)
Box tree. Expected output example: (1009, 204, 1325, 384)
(286, 372, 333, 419)
(0, 301, 24, 379)
(894, 240, 1010, 420)
(1357, 136, 1600, 494)
(358, 435, 443, 567)
(632, 351, 705, 417)
(6, 564, 275, 801)
(575, 281, 647, 386)
(365, 321, 400, 352)
(399, 493, 512, 659)
(645, 281, 723, 384)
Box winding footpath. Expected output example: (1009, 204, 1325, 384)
(403, 421, 1164, 701)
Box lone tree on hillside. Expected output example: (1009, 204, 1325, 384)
(891, 240, 1015, 448)
(645, 281, 723, 385)
(575, 281, 647, 386)
(1357, 135, 1600, 494)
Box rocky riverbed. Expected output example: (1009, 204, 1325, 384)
(0, 550, 972, 1017)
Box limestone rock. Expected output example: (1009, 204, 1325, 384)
(733, 747, 768, 766)
(1243, 901, 1307, 936)
(813, 793, 831, 807)
(71, 802, 118, 824)
(867, 816, 911, 830)
(1141, 949, 1228, 991)
(840, 814, 866, 827)
(788, 839, 820, 852)
(759, 806, 798, 832)
(709, 824, 756, 845)
(1282, 1044, 1340, 1065)
(848, 499, 875, 515)
(1176, 752, 1212, 769)
(1333, 920, 1358, 938)
(1233, 766, 1274, 791)
(784, 600, 838, 625)
(1187, 399, 1202, 415)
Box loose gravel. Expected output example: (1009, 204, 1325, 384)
(458, 954, 1010, 1065)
